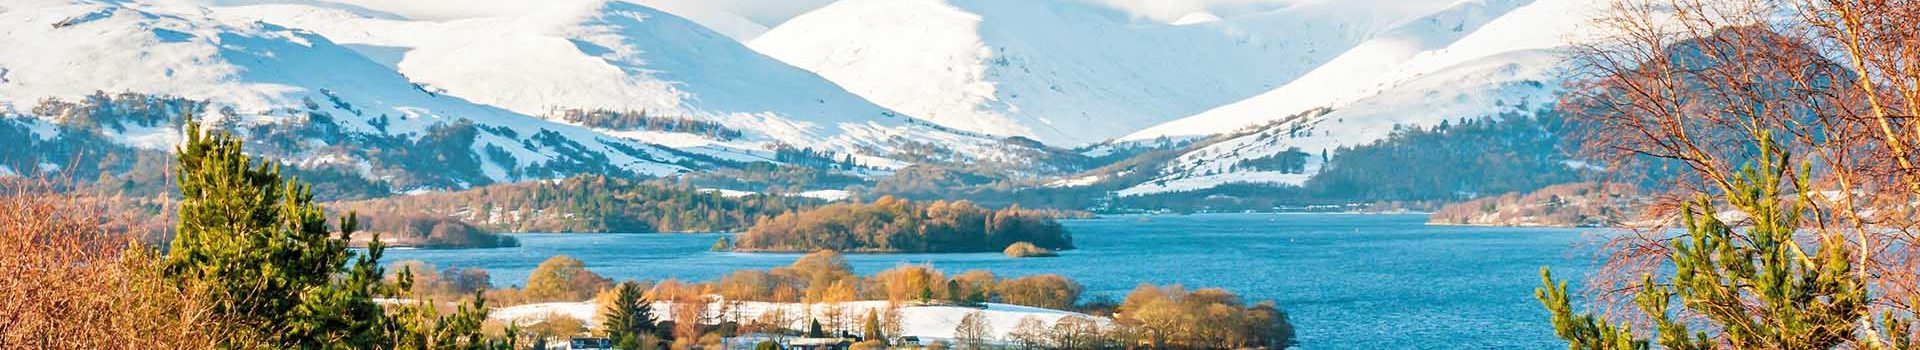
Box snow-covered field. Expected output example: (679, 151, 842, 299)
(491, 300, 1101, 341)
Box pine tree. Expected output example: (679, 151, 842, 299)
(946, 279, 964, 304)
(603, 281, 657, 346)
(388, 286, 493, 350)
(1537, 133, 1874, 349)
(807, 319, 826, 338)
(862, 309, 885, 344)
(163, 115, 390, 347)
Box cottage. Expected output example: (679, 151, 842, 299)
(548, 337, 613, 350)
(893, 336, 922, 347)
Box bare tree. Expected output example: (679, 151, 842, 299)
(1557, 0, 1920, 345)
(1007, 316, 1049, 349)
(954, 311, 993, 350)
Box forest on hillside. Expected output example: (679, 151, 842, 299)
(1302, 112, 1580, 201)
(1104, 113, 1587, 212)
(731, 196, 1073, 253)
(330, 175, 818, 233)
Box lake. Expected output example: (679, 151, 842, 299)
(382, 213, 1605, 349)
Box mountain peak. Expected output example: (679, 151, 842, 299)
(752, 0, 1381, 146)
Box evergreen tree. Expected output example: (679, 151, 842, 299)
(807, 319, 826, 338)
(602, 281, 657, 346)
(1537, 134, 1874, 349)
(387, 286, 492, 350)
(862, 309, 885, 344)
(163, 116, 389, 347)
(946, 279, 964, 304)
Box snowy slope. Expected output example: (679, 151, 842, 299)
(0, 0, 699, 189)
(1114, 0, 1604, 195)
(749, 0, 1461, 146)
(1120, 0, 1539, 142)
(201, 0, 829, 40)
(212, 1, 1034, 170)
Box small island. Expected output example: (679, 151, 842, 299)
(1002, 241, 1058, 258)
(348, 214, 520, 249)
(731, 196, 1074, 253)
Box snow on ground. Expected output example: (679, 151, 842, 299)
(700, 188, 758, 198)
(1117, 171, 1310, 197)
(796, 189, 851, 202)
(1112, 0, 1604, 195)
(1, 0, 697, 182)
(1119, 0, 1537, 142)
(749, 0, 1454, 146)
(491, 300, 1101, 341)
(209, 2, 1030, 167)
(1045, 175, 1104, 188)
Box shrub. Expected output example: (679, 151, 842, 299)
(1117, 284, 1294, 349)
(0, 181, 221, 348)
(754, 340, 781, 350)
(525, 255, 612, 301)
(850, 340, 887, 350)
(996, 275, 1082, 310)
(1002, 241, 1058, 258)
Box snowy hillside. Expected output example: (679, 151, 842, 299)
(0, 0, 696, 189)
(749, 0, 1463, 146)
(202, 0, 833, 40)
(1113, 0, 1603, 196)
(210, 1, 1039, 170)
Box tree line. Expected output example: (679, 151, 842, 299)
(567, 251, 1295, 349)
(331, 175, 818, 233)
(731, 196, 1074, 253)
(547, 108, 745, 141)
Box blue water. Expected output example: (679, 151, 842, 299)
(382, 213, 1603, 349)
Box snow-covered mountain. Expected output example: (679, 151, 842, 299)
(1110, 0, 1605, 196)
(2, 0, 1610, 198)
(749, 0, 1463, 146)
(2, 0, 1068, 195)
(208, 1, 1038, 170)
(0, 0, 699, 189)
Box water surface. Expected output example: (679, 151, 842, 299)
(384, 213, 1602, 349)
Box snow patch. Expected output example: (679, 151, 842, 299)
(796, 189, 851, 201)
(700, 188, 757, 198)
(491, 300, 1101, 341)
